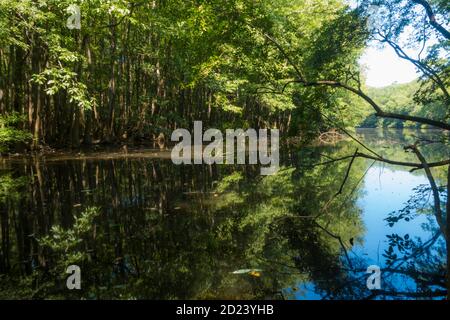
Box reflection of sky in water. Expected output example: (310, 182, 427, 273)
(354, 165, 431, 264)
(288, 165, 434, 300)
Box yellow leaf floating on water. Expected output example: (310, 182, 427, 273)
(249, 271, 261, 277)
(232, 269, 263, 277)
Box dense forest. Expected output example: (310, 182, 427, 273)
(0, 0, 374, 152)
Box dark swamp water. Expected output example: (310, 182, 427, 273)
(0, 129, 448, 299)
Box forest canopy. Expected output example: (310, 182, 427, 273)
(0, 0, 368, 151)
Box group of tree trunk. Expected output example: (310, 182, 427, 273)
(0, 1, 295, 150)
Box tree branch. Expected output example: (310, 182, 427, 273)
(263, 33, 307, 82)
(260, 32, 450, 130)
(412, 0, 450, 40)
(335, 148, 359, 197)
(314, 221, 353, 269)
(301, 80, 450, 130)
(380, 34, 450, 103)
(307, 151, 450, 171)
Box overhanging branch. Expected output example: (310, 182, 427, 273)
(301, 80, 450, 131)
(308, 152, 450, 171)
(262, 32, 450, 130)
(412, 0, 450, 40)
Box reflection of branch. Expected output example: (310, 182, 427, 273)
(319, 230, 444, 299)
(346, 267, 445, 287)
(335, 148, 358, 197)
(312, 159, 375, 221)
(389, 232, 442, 273)
(405, 144, 447, 239)
(330, 160, 376, 218)
(314, 222, 353, 269)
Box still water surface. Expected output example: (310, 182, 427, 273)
(0, 129, 448, 299)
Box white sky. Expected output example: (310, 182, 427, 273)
(346, 0, 420, 88)
(359, 45, 419, 88)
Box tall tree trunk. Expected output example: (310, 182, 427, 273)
(107, 19, 117, 141)
(31, 36, 42, 150)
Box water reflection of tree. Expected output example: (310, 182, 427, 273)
(0, 135, 447, 299)
(368, 183, 447, 299)
(231, 136, 449, 300)
(210, 142, 369, 299)
(317, 168, 448, 300)
(0, 141, 368, 299)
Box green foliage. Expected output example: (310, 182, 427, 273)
(0, 0, 372, 146)
(358, 0, 449, 129)
(0, 113, 32, 153)
(31, 67, 93, 110)
(359, 82, 420, 128)
(358, 80, 449, 128)
(0, 172, 27, 203)
(39, 206, 100, 260)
